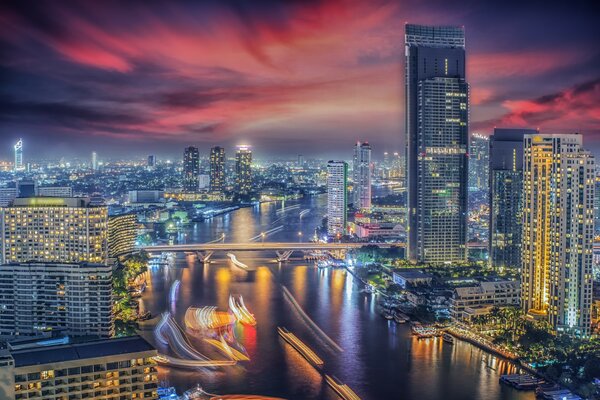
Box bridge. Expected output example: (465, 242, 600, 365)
(143, 242, 398, 262)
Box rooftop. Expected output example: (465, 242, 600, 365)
(10, 336, 155, 368)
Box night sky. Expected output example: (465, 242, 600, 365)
(0, 0, 598, 160)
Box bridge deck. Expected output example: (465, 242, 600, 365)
(143, 242, 399, 252)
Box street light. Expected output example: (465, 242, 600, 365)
(298, 231, 303, 242)
(261, 232, 266, 242)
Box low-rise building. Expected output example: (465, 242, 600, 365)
(450, 280, 520, 320)
(0, 336, 158, 400)
(392, 269, 433, 288)
(352, 222, 404, 240)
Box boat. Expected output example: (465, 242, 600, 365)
(325, 375, 361, 400)
(277, 327, 324, 366)
(499, 374, 545, 390)
(393, 313, 406, 324)
(381, 310, 394, 320)
(442, 333, 454, 344)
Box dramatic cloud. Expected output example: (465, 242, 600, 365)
(0, 0, 598, 158)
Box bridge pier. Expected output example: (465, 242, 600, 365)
(276, 250, 294, 262)
(196, 251, 214, 263)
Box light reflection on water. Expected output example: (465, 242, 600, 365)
(140, 194, 533, 400)
(141, 257, 533, 400)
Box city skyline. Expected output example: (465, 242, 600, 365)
(0, 0, 598, 159)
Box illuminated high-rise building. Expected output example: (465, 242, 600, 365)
(13, 139, 23, 172)
(147, 154, 156, 169)
(353, 142, 372, 210)
(327, 161, 348, 237)
(489, 128, 537, 270)
(235, 145, 252, 196)
(183, 146, 199, 191)
(91, 151, 98, 171)
(0, 197, 108, 264)
(469, 133, 489, 191)
(521, 133, 594, 336)
(108, 212, 137, 259)
(0, 336, 158, 400)
(209, 146, 225, 193)
(405, 24, 468, 264)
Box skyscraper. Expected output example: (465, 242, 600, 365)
(210, 146, 225, 193)
(327, 161, 348, 237)
(353, 142, 372, 210)
(13, 139, 23, 172)
(521, 133, 594, 336)
(469, 133, 489, 191)
(235, 145, 252, 196)
(91, 151, 98, 171)
(0, 197, 108, 264)
(489, 128, 537, 270)
(405, 24, 468, 264)
(147, 154, 156, 168)
(183, 146, 200, 191)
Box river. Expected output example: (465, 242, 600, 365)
(138, 194, 534, 400)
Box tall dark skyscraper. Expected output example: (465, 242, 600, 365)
(235, 145, 252, 196)
(183, 146, 199, 191)
(405, 24, 468, 264)
(488, 128, 537, 270)
(210, 146, 225, 193)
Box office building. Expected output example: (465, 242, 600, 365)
(0, 187, 17, 207)
(91, 151, 98, 171)
(489, 128, 537, 270)
(198, 174, 210, 190)
(595, 172, 600, 234)
(0, 336, 158, 400)
(108, 213, 137, 259)
(183, 146, 199, 191)
(0, 197, 108, 264)
(235, 145, 252, 196)
(353, 141, 372, 210)
(128, 190, 164, 204)
(147, 154, 156, 168)
(0, 262, 113, 338)
(451, 280, 521, 321)
(327, 161, 348, 237)
(14, 139, 23, 171)
(405, 24, 469, 264)
(298, 154, 305, 166)
(521, 133, 594, 336)
(209, 146, 225, 192)
(469, 133, 489, 191)
(16, 180, 36, 197)
(37, 186, 73, 197)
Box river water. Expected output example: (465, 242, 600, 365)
(139, 194, 534, 400)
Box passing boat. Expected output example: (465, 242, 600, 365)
(393, 313, 407, 324)
(229, 294, 257, 326)
(381, 310, 394, 320)
(442, 333, 454, 344)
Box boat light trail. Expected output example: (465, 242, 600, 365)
(227, 253, 250, 270)
(185, 306, 236, 330)
(204, 336, 250, 361)
(325, 375, 361, 400)
(275, 204, 301, 214)
(248, 225, 284, 242)
(154, 312, 210, 361)
(229, 294, 257, 326)
(282, 286, 343, 352)
(154, 354, 236, 368)
(169, 280, 180, 313)
(277, 327, 324, 366)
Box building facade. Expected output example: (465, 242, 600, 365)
(183, 146, 200, 191)
(327, 161, 348, 237)
(0, 336, 158, 400)
(0, 197, 108, 264)
(210, 146, 225, 193)
(353, 142, 372, 210)
(0, 262, 113, 338)
(451, 280, 521, 320)
(489, 128, 537, 270)
(108, 213, 137, 259)
(521, 133, 595, 336)
(469, 133, 489, 191)
(405, 24, 468, 264)
(37, 186, 73, 197)
(235, 146, 252, 196)
(14, 139, 23, 172)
